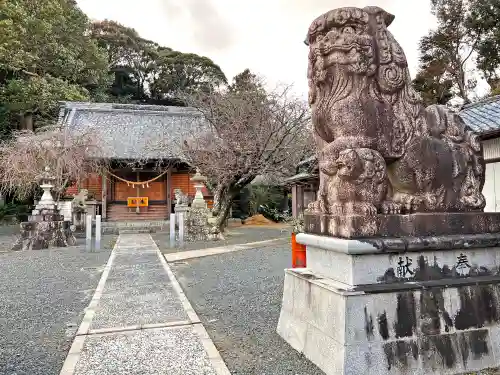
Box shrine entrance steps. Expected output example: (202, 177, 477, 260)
(106, 203, 170, 222)
(101, 220, 169, 234)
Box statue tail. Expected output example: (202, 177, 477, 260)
(463, 128, 486, 210)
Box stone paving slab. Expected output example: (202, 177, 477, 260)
(73, 327, 218, 375)
(112, 252, 161, 266)
(89, 243, 188, 330)
(90, 290, 188, 329)
(103, 265, 172, 287)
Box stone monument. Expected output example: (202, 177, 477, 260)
(12, 166, 76, 251)
(277, 6, 500, 375)
(173, 188, 190, 228)
(185, 170, 220, 241)
(72, 188, 88, 232)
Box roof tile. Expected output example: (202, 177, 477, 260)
(60, 102, 203, 159)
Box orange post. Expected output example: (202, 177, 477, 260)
(291, 233, 307, 268)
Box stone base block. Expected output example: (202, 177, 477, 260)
(277, 268, 500, 375)
(296, 233, 500, 286)
(12, 220, 77, 251)
(304, 212, 500, 239)
(28, 213, 65, 222)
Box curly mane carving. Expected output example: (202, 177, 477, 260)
(306, 6, 485, 220)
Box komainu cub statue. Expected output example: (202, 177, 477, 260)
(307, 6, 485, 219)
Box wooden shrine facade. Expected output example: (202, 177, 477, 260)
(59, 101, 213, 222)
(66, 161, 213, 221)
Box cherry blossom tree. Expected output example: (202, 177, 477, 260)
(0, 127, 104, 201)
(179, 75, 312, 231)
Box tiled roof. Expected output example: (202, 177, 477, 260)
(297, 155, 317, 167)
(459, 96, 500, 133)
(59, 102, 204, 160)
(283, 172, 318, 184)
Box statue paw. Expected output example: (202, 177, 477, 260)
(328, 202, 377, 216)
(355, 202, 378, 216)
(381, 201, 401, 214)
(393, 193, 424, 213)
(404, 196, 423, 213)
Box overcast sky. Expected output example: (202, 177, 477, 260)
(76, 0, 436, 97)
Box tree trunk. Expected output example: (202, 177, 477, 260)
(211, 183, 241, 232)
(213, 193, 234, 232)
(211, 177, 256, 232)
(457, 68, 470, 104)
(212, 184, 228, 216)
(20, 112, 33, 131)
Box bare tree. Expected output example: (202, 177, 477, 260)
(180, 83, 312, 231)
(0, 127, 104, 201)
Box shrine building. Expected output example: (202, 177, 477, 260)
(59, 102, 212, 222)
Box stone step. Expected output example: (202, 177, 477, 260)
(107, 212, 170, 219)
(118, 228, 153, 234)
(106, 205, 170, 222)
(101, 220, 169, 235)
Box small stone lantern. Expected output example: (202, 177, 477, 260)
(12, 166, 76, 251)
(190, 169, 208, 210)
(31, 166, 61, 220)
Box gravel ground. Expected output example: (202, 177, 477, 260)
(0, 235, 115, 375)
(0, 225, 21, 252)
(152, 226, 291, 254)
(170, 244, 324, 375)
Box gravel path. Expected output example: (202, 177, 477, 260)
(152, 226, 291, 254)
(170, 244, 324, 375)
(0, 237, 115, 375)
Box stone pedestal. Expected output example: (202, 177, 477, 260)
(186, 207, 214, 241)
(277, 232, 500, 375)
(12, 166, 76, 251)
(13, 220, 76, 251)
(72, 210, 86, 232)
(86, 200, 99, 220)
(57, 200, 73, 222)
(174, 204, 189, 229)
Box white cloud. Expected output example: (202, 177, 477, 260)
(77, 0, 435, 98)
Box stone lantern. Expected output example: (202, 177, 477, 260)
(184, 169, 221, 241)
(190, 169, 208, 209)
(33, 166, 58, 217)
(12, 166, 76, 251)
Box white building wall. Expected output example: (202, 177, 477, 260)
(482, 139, 500, 212)
(483, 138, 500, 161)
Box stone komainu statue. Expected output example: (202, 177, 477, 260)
(174, 188, 190, 206)
(72, 189, 89, 212)
(307, 6, 485, 216)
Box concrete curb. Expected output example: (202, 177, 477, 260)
(165, 237, 289, 262)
